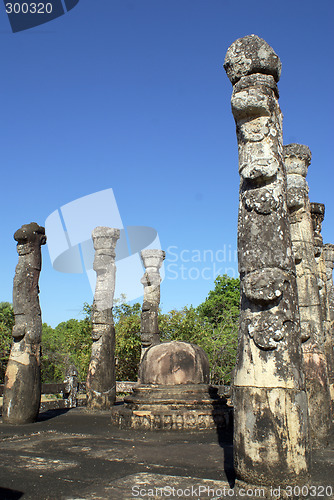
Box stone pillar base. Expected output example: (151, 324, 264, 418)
(86, 388, 116, 411)
(111, 384, 232, 431)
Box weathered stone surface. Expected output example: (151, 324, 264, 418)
(310, 203, 325, 256)
(138, 341, 210, 385)
(312, 217, 334, 417)
(140, 249, 165, 354)
(86, 227, 120, 410)
(323, 243, 334, 323)
(2, 223, 46, 424)
(111, 384, 232, 431)
(310, 204, 330, 344)
(323, 243, 334, 412)
(224, 35, 281, 85)
(285, 144, 331, 447)
(225, 36, 309, 486)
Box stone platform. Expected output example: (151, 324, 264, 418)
(111, 384, 232, 431)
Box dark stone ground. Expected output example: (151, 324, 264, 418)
(0, 405, 333, 500)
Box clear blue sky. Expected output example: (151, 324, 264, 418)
(0, 0, 333, 327)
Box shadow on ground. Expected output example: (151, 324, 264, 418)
(0, 487, 24, 500)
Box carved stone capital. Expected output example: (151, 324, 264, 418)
(224, 34, 281, 85)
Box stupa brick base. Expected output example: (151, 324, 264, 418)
(111, 383, 232, 431)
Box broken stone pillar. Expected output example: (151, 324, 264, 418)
(140, 249, 165, 356)
(86, 227, 120, 410)
(284, 144, 331, 446)
(224, 35, 309, 488)
(2, 223, 46, 424)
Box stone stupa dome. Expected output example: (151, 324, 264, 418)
(138, 340, 210, 385)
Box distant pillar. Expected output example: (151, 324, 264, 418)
(323, 243, 334, 412)
(310, 204, 329, 336)
(323, 244, 334, 322)
(284, 144, 331, 446)
(140, 249, 165, 357)
(86, 227, 120, 410)
(311, 205, 334, 415)
(2, 223, 46, 424)
(224, 35, 309, 487)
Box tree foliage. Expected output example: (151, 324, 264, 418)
(0, 302, 14, 382)
(42, 317, 92, 382)
(197, 274, 240, 326)
(114, 301, 141, 381)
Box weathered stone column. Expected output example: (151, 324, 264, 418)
(86, 227, 120, 410)
(140, 249, 165, 356)
(2, 223, 46, 424)
(323, 243, 334, 322)
(284, 144, 331, 446)
(310, 204, 329, 336)
(224, 35, 309, 487)
(323, 244, 334, 414)
(311, 206, 334, 415)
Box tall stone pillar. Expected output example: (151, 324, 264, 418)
(224, 35, 309, 488)
(2, 223, 46, 424)
(323, 243, 334, 322)
(86, 227, 120, 410)
(310, 204, 329, 336)
(140, 249, 165, 357)
(284, 144, 331, 446)
(311, 205, 334, 415)
(323, 243, 334, 411)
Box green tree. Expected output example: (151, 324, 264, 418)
(197, 274, 240, 326)
(41, 323, 64, 383)
(114, 301, 141, 381)
(159, 306, 205, 344)
(41, 304, 93, 383)
(0, 302, 14, 382)
(52, 317, 92, 382)
(197, 275, 240, 384)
